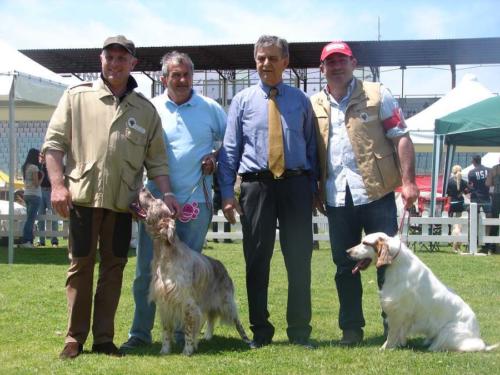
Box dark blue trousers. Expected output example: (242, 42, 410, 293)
(326, 188, 397, 331)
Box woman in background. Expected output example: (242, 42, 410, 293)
(21, 148, 42, 247)
(446, 164, 469, 217)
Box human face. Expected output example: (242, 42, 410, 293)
(320, 53, 357, 90)
(255, 45, 289, 87)
(161, 62, 193, 105)
(100, 46, 137, 91)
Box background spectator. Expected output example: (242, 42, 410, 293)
(21, 148, 42, 247)
(37, 152, 59, 246)
(446, 165, 469, 217)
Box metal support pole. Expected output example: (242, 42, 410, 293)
(8, 76, 16, 264)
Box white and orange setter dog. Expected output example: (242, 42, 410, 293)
(131, 188, 250, 356)
(347, 232, 497, 352)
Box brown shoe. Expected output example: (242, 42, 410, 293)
(92, 342, 123, 357)
(59, 342, 83, 359)
(339, 329, 364, 345)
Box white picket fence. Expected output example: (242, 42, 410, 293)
(1, 203, 498, 254)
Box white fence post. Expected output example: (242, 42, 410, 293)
(469, 203, 478, 254)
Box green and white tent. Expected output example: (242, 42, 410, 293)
(430, 96, 500, 214)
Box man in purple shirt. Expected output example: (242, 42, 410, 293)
(217, 35, 318, 350)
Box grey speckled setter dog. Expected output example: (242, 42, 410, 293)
(131, 188, 250, 356)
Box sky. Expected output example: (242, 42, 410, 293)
(1, 0, 500, 97)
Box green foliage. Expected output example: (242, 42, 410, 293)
(0, 242, 499, 375)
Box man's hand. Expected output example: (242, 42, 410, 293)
(201, 153, 217, 175)
(401, 181, 419, 210)
(222, 197, 243, 224)
(313, 191, 326, 215)
(163, 194, 181, 218)
(51, 185, 73, 218)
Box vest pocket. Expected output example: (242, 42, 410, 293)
(373, 150, 400, 189)
(65, 161, 95, 203)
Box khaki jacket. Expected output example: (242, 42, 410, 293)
(311, 79, 402, 202)
(43, 78, 169, 212)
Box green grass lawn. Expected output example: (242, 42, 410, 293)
(0, 241, 499, 375)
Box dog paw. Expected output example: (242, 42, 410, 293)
(159, 345, 171, 355)
(182, 345, 194, 356)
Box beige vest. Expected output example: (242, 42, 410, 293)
(311, 79, 402, 202)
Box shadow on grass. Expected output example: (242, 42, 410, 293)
(0, 246, 137, 265)
(122, 336, 250, 357)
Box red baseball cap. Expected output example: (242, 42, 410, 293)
(320, 41, 353, 61)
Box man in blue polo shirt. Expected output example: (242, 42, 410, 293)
(121, 51, 227, 350)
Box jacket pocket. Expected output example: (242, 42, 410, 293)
(373, 150, 400, 189)
(115, 168, 143, 211)
(65, 161, 96, 203)
(124, 127, 147, 170)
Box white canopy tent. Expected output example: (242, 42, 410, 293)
(407, 74, 494, 146)
(0, 40, 69, 264)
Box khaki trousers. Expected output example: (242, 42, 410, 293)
(64, 205, 131, 345)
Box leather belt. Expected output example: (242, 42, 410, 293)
(240, 169, 306, 181)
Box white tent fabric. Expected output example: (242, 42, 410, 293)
(0, 40, 70, 106)
(0, 40, 71, 263)
(406, 74, 495, 145)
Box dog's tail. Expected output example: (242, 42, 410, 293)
(234, 319, 251, 344)
(458, 338, 499, 352)
(485, 343, 499, 352)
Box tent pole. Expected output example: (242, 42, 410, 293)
(8, 75, 16, 264)
(430, 134, 443, 217)
(443, 144, 456, 197)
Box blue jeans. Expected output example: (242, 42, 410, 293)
(37, 188, 59, 245)
(22, 195, 41, 243)
(128, 189, 212, 343)
(326, 189, 397, 331)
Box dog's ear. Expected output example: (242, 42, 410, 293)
(375, 238, 393, 268)
(157, 218, 175, 244)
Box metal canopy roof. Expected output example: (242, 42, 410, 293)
(20, 37, 500, 74)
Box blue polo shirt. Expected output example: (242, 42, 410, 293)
(147, 91, 226, 203)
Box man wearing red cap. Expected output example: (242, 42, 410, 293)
(311, 41, 419, 345)
(44, 35, 180, 359)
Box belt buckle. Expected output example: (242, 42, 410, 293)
(273, 173, 285, 180)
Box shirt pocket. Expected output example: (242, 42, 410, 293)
(65, 161, 96, 203)
(282, 110, 306, 159)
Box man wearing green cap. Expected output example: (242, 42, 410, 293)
(43, 35, 180, 359)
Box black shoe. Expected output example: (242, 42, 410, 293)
(248, 339, 271, 349)
(92, 342, 123, 357)
(290, 338, 316, 349)
(120, 336, 148, 351)
(339, 329, 364, 345)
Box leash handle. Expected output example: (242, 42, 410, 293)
(398, 209, 411, 243)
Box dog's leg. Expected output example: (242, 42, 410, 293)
(203, 314, 214, 341)
(183, 304, 201, 356)
(380, 320, 408, 350)
(160, 327, 173, 355)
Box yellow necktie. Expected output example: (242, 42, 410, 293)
(268, 88, 285, 177)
